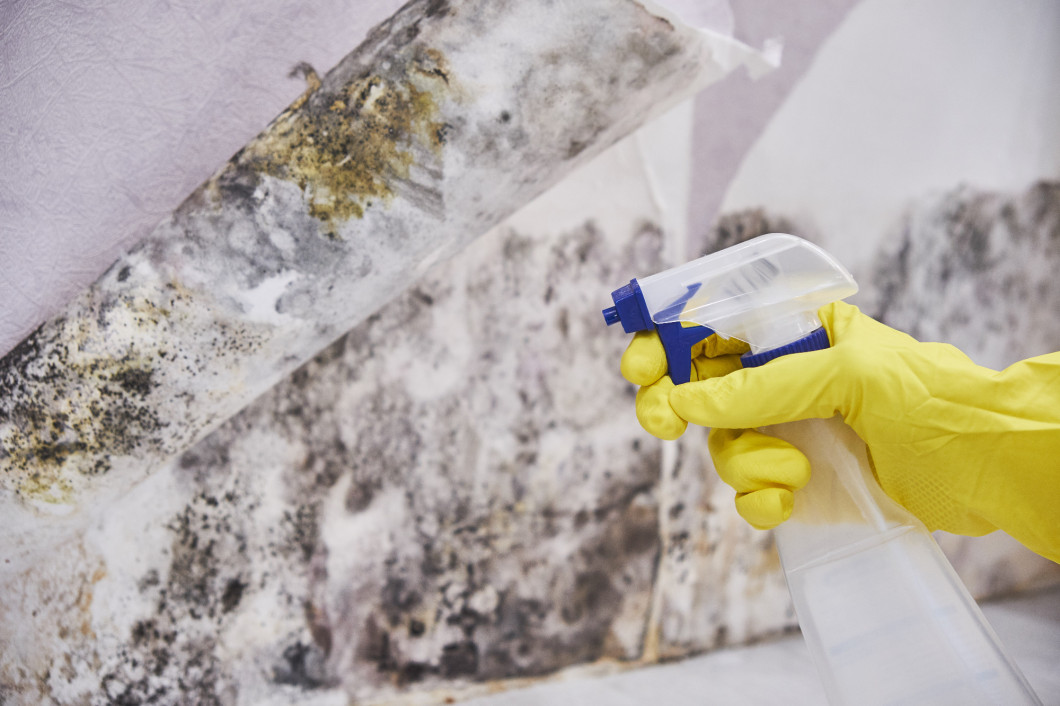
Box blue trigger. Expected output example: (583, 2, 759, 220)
(658, 321, 712, 385)
(655, 283, 711, 386)
(602, 279, 713, 386)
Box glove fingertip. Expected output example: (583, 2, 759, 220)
(734, 488, 794, 530)
(635, 407, 687, 440)
(620, 331, 669, 386)
(621, 355, 667, 387)
(635, 382, 688, 440)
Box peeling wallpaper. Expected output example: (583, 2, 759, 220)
(1, 0, 761, 551)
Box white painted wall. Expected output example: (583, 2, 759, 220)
(722, 0, 1060, 274)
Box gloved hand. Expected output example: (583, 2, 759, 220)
(622, 301, 1060, 564)
(622, 328, 811, 530)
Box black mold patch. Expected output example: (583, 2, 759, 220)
(0, 314, 167, 498)
(111, 367, 156, 398)
(98, 632, 220, 706)
(3, 0, 723, 700)
(871, 181, 1060, 363)
(221, 578, 247, 614)
(382, 577, 423, 626)
(59, 209, 667, 700)
(272, 641, 328, 689)
(440, 640, 479, 677)
(254, 216, 666, 689)
(28, 208, 669, 701)
(703, 209, 798, 256)
(282, 503, 322, 564)
(424, 0, 451, 19)
(95, 472, 264, 704)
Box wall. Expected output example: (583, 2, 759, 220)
(2, 1, 1058, 704)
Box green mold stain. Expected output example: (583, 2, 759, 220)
(1, 350, 163, 504)
(240, 48, 453, 236)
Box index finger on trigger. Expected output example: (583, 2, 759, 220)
(691, 354, 743, 382)
(691, 333, 750, 360)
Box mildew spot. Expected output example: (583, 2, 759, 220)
(236, 46, 454, 236)
(0, 317, 164, 504)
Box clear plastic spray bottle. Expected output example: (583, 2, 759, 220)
(603, 233, 1042, 705)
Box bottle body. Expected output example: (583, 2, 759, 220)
(768, 417, 1041, 706)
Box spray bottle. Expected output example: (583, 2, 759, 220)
(602, 233, 1041, 705)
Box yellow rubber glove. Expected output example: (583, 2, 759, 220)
(622, 330, 813, 530)
(622, 301, 1060, 564)
(621, 330, 748, 440)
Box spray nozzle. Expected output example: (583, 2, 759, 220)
(602, 280, 652, 333)
(603, 279, 714, 384)
(603, 234, 857, 384)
